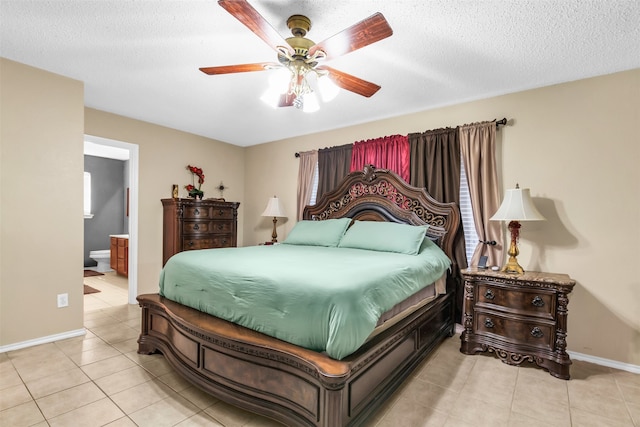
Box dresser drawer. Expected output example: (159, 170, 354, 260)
(183, 220, 212, 234)
(211, 208, 234, 220)
(183, 206, 212, 219)
(183, 238, 213, 250)
(474, 310, 554, 350)
(182, 220, 234, 235)
(211, 234, 233, 248)
(210, 220, 234, 234)
(476, 283, 554, 319)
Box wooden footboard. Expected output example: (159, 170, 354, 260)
(138, 291, 454, 427)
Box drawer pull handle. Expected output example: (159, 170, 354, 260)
(222, 239, 228, 245)
(194, 208, 200, 216)
(218, 210, 224, 216)
(484, 289, 495, 300)
(531, 327, 544, 338)
(193, 224, 199, 231)
(484, 318, 494, 328)
(532, 296, 545, 307)
(188, 241, 194, 247)
(217, 224, 224, 230)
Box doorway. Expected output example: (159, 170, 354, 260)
(84, 134, 139, 304)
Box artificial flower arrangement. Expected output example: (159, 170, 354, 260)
(185, 165, 205, 199)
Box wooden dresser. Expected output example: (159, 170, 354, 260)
(162, 198, 239, 265)
(460, 269, 576, 379)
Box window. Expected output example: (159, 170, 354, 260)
(309, 162, 319, 205)
(84, 172, 93, 218)
(459, 158, 478, 263)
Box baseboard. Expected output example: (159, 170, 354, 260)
(0, 328, 86, 353)
(568, 351, 640, 374)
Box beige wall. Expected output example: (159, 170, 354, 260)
(245, 69, 640, 365)
(1, 58, 85, 344)
(0, 58, 245, 346)
(1, 55, 638, 366)
(84, 109, 246, 295)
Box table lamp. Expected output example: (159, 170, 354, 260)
(261, 196, 286, 243)
(490, 184, 545, 274)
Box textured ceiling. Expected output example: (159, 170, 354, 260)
(1, 1, 638, 147)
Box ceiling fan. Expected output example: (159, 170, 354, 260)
(200, 0, 393, 111)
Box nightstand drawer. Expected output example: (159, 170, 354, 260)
(477, 283, 554, 319)
(474, 310, 554, 350)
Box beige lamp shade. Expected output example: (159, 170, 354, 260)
(490, 186, 545, 221)
(261, 196, 286, 218)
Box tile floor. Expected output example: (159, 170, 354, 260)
(1, 272, 638, 426)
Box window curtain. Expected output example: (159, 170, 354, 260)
(350, 135, 410, 182)
(317, 144, 353, 200)
(459, 121, 503, 267)
(296, 150, 318, 221)
(409, 128, 467, 323)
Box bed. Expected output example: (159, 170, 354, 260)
(137, 165, 461, 426)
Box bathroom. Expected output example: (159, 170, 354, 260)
(84, 141, 130, 279)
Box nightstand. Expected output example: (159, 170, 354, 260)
(460, 268, 576, 379)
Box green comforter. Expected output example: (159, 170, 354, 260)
(159, 240, 451, 360)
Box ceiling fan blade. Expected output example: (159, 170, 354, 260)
(199, 63, 276, 75)
(218, 0, 294, 55)
(309, 12, 392, 60)
(318, 66, 381, 98)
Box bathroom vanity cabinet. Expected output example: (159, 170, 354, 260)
(162, 198, 239, 266)
(110, 235, 128, 277)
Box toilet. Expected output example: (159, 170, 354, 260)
(89, 250, 112, 272)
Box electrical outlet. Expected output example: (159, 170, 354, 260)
(57, 293, 69, 308)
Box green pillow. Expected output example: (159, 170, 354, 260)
(283, 218, 352, 247)
(338, 221, 429, 255)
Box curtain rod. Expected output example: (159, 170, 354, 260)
(294, 117, 509, 158)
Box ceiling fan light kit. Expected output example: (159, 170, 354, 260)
(201, 0, 393, 112)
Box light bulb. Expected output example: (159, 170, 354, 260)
(302, 92, 319, 113)
(318, 75, 339, 102)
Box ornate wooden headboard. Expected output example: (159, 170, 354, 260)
(303, 165, 461, 266)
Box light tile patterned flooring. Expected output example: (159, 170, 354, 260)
(1, 272, 639, 426)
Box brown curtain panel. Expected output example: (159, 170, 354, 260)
(409, 128, 467, 268)
(459, 121, 503, 267)
(296, 150, 318, 221)
(409, 128, 467, 323)
(317, 144, 353, 200)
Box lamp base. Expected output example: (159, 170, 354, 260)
(500, 220, 524, 274)
(271, 217, 278, 243)
(500, 256, 524, 275)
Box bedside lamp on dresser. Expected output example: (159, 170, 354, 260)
(261, 196, 286, 243)
(490, 184, 545, 274)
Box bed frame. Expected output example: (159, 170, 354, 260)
(137, 165, 460, 426)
